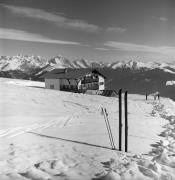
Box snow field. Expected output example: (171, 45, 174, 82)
(0, 78, 175, 179)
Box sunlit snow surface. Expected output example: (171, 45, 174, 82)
(0, 78, 175, 180)
(166, 80, 175, 86)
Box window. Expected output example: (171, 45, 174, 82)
(50, 84, 54, 89)
(99, 82, 104, 85)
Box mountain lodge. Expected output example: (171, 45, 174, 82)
(41, 68, 106, 92)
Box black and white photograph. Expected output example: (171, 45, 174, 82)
(0, 0, 175, 179)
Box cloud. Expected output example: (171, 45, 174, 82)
(95, 47, 111, 51)
(104, 41, 158, 52)
(104, 41, 175, 56)
(152, 16, 168, 21)
(106, 27, 126, 33)
(159, 17, 168, 21)
(2, 4, 101, 33)
(0, 28, 80, 45)
(160, 46, 175, 55)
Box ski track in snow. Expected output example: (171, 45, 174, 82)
(0, 117, 71, 139)
(0, 101, 174, 180)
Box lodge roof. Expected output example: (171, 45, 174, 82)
(41, 68, 106, 79)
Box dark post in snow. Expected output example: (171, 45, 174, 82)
(118, 89, 122, 151)
(124, 91, 128, 152)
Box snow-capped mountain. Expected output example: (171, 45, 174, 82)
(1, 54, 175, 72)
(109, 60, 157, 69)
(0, 55, 175, 80)
(108, 60, 175, 73)
(0, 55, 47, 72)
(48, 55, 74, 68)
(47, 55, 106, 69)
(35, 55, 106, 76)
(45, 57, 175, 74)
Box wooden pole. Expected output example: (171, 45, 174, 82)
(124, 91, 128, 152)
(118, 89, 122, 151)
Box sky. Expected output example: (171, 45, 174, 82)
(0, 0, 175, 63)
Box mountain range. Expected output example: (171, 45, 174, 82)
(0, 54, 175, 75)
(0, 54, 175, 100)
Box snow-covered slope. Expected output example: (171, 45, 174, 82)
(0, 78, 175, 179)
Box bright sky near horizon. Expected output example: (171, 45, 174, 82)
(0, 0, 175, 62)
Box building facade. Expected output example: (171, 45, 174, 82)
(77, 72, 105, 91)
(42, 68, 106, 92)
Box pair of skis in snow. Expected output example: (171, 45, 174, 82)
(118, 89, 128, 152)
(102, 89, 128, 152)
(101, 107, 116, 150)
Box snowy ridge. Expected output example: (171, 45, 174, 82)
(47, 57, 175, 72)
(48, 55, 74, 68)
(1, 55, 175, 74)
(46, 56, 105, 70)
(72, 59, 91, 68)
(0, 55, 47, 72)
(109, 60, 175, 73)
